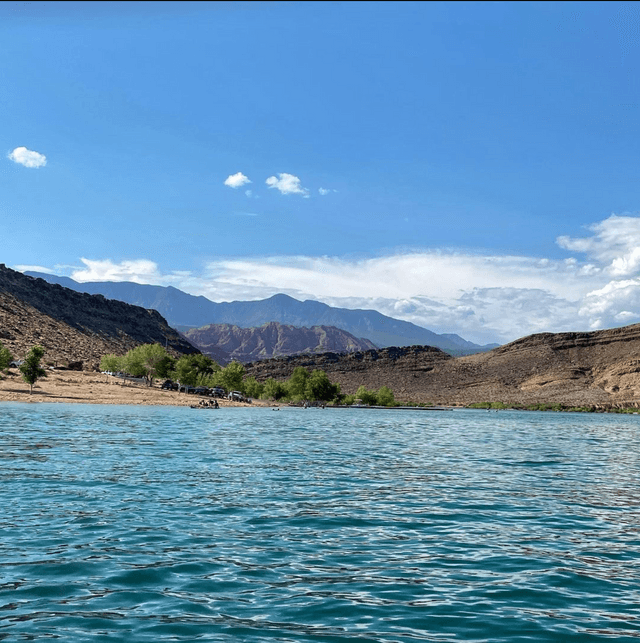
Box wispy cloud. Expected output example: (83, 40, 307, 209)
(71, 258, 168, 284)
(8, 146, 47, 168)
(266, 173, 310, 197)
(224, 172, 251, 188)
(14, 264, 56, 274)
(318, 187, 336, 196)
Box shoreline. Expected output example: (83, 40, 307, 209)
(0, 370, 278, 408)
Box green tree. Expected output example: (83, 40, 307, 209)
(0, 341, 13, 377)
(355, 385, 377, 406)
(122, 344, 173, 387)
(173, 353, 220, 389)
(287, 366, 310, 399)
(100, 353, 122, 373)
(376, 386, 395, 407)
(155, 354, 176, 380)
(20, 345, 47, 394)
(305, 369, 340, 402)
(174, 355, 199, 387)
(262, 378, 288, 400)
(219, 361, 245, 392)
(244, 376, 264, 399)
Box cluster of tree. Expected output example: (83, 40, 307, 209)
(258, 367, 341, 403)
(99, 345, 397, 406)
(0, 341, 12, 376)
(342, 385, 396, 407)
(100, 345, 250, 393)
(0, 341, 48, 394)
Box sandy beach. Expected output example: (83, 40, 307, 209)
(0, 369, 277, 407)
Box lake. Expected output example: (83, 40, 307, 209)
(2, 403, 640, 642)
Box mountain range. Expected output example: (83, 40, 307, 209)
(24, 272, 498, 355)
(6, 264, 640, 409)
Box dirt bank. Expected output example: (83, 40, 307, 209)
(0, 369, 277, 407)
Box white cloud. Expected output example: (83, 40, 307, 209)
(557, 214, 640, 277)
(318, 187, 337, 196)
(41, 213, 640, 346)
(196, 253, 595, 344)
(224, 172, 251, 189)
(555, 214, 640, 329)
(8, 146, 47, 168)
(266, 173, 310, 197)
(15, 264, 56, 274)
(71, 258, 168, 284)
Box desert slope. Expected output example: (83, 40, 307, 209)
(0, 264, 196, 368)
(244, 324, 640, 408)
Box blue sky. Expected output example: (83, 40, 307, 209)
(4, 1, 640, 344)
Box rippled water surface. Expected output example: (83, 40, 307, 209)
(3, 404, 640, 641)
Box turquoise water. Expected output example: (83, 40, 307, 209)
(2, 404, 640, 642)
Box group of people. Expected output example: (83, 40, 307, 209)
(198, 399, 219, 408)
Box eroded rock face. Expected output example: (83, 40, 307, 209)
(0, 265, 197, 369)
(182, 322, 377, 364)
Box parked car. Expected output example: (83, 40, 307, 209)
(211, 387, 226, 398)
(161, 380, 176, 390)
(194, 386, 210, 396)
(228, 391, 245, 402)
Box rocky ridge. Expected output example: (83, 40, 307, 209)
(0, 264, 197, 368)
(181, 322, 377, 364)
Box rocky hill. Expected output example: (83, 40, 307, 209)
(181, 322, 377, 364)
(244, 324, 640, 409)
(0, 264, 197, 368)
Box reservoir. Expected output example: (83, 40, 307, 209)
(2, 404, 640, 642)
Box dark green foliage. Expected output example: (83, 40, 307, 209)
(244, 376, 264, 399)
(218, 361, 245, 393)
(305, 369, 340, 401)
(375, 386, 395, 406)
(287, 367, 310, 399)
(262, 378, 288, 400)
(20, 345, 47, 394)
(0, 341, 13, 376)
(155, 354, 176, 380)
(174, 353, 220, 388)
(355, 385, 378, 406)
